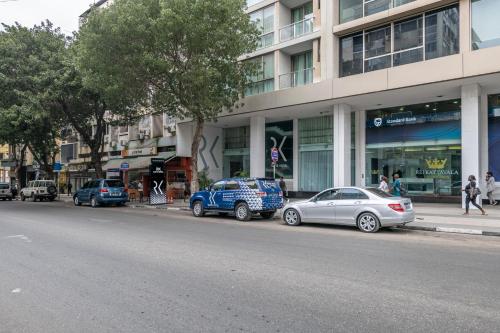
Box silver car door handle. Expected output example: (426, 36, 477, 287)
(327, 202, 335, 206)
(354, 201, 362, 205)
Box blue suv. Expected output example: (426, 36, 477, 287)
(190, 178, 284, 221)
(73, 179, 128, 208)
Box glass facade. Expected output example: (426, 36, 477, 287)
(365, 99, 462, 196)
(339, 0, 416, 24)
(488, 95, 500, 177)
(266, 121, 293, 179)
(299, 116, 333, 192)
(246, 53, 274, 96)
(340, 5, 459, 77)
(223, 126, 250, 178)
(291, 51, 313, 87)
(250, 5, 274, 49)
(472, 0, 500, 50)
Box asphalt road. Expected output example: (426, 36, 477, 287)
(1, 200, 500, 333)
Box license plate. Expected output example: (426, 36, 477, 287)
(111, 192, 121, 197)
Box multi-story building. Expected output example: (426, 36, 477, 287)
(177, 0, 500, 201)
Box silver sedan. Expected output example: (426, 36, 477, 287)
(281, 187, 415, 233)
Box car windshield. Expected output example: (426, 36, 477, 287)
(0, 183, 9, 189)
(104, 180, 124, 188)
(366, 187, 394, 198)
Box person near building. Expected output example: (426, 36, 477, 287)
(67, 182, 72, 196)
(279, 177, 288, 200)
(486, 171, 497, 205)
(138, 180, 144, 203)
(392, 174, 402, 197)
(183, 179, 191, 202)
(463, 175, 487, 215)
(378, 176, 389, 193)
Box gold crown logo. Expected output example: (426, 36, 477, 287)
(425, 158, 447, 169)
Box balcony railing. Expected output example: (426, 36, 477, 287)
(256, 31, 274, 50)
(279, 17, 315, 42)
(279, 68, 314, 90)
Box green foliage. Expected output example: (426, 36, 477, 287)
(233, 170, 250, 178)
(197, 169, 213, 190)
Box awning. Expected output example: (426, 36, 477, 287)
(103, 152, 176, 171)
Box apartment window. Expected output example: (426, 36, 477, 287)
(250, 5, 274, 49)
(339, 5, 459, 77)
(339, 0, 416, 24)
(280, 2, 314, 42)
(472, 0, 500, 50)
(245, 53, 274, 96)
(246, 0, 263, 7)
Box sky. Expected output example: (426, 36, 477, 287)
(0, 0, 96, 34)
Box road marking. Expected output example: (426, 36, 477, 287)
(6, 235, 32, 243)
(11, 288, 21, 293)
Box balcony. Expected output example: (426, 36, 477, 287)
(279, 17, 315, 43)
(256, 31, 275, 50)
(279, 68, 314, 90)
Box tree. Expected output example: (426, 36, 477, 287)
(77, 0, 259, 192)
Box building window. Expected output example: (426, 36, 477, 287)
(280, 50, 313, 89)
(472, 0, 500, 50)
(365, 99, 462, 197)
(339, 5, 459, 77)
(223, 126, 250, 178)
(246, 0, 263, 7)
(245, 53, 274, 96)
(250, 5, 274, 49)
(299, 116, 333, 192)
(488, 95, 500, 177)
(339, 0, 416, 24)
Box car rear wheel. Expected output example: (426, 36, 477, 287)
(74, 196, 81, 206)
(260, 211, 275, 219)
(235, 202, 251, 221)
(357, 213, 380, 233)
(90, 196, 98, 208)
(192, 201, 204, 217)
(283, 209, 301, 226)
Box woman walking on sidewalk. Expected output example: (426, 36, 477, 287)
(486, 171, 497, 205)
(463, 175, 487, 215)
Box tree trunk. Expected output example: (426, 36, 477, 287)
(14, 145, 27, 189)
(190, 118, 204, 193)
(90, 147, 104, 179)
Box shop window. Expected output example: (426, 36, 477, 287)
(365, 99, 462, 197)
(223, 126, 250, 178)
(266, 121, 293, 179)
(472, 0, 500, 50)
(488, 94, 500, 177)
(339, 5, 459, 77)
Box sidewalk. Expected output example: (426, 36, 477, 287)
(56, 195, 500, 237)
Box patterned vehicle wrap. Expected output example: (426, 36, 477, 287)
(190, 178, 284, 212)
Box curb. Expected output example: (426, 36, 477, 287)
(399, 225, 500, 237)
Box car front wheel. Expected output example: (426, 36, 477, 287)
(74, 196, 81, 206)
(192, 201, 204, 217)
(357, 212, 380, 233)
(283, 209, 301, 226)
(235, 202, 251, 221)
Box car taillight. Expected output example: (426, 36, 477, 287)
(100, 188, 109, 193)
(257, 191, 267, 197)
(388, 203, 405, 212)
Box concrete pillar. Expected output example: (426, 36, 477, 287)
(461, 84, 482, 208)
(250, 116, 266, 178)
(292, 118, 299, 191)
(333, 104, 352, 187)
(355, 110, 366, 187)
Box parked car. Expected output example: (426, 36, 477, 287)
(20, 180, 57, 202)
(0, 182, 13, 201)
(190, 178, 284, 221)
(73, 179, 128, 208)
(281, 187, 415, 233)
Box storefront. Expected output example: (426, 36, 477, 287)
(223, 126, 250, 178)
(488, 94, 500, 177)
(265, 121, 293, 179)
(365, 99, 462, 197)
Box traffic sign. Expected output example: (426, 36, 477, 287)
(53, 162, 62, 172)
(120, 162, 130, 170)
(271, 148, 279, 163)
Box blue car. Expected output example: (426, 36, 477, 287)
(73, 179, 128, 208)
(190, 178, 284, 221)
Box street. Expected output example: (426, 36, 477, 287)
(1, 200, 500, 333)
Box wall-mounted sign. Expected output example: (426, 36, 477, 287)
(122, 147, 157, 158)
(150, 158, 166, 205)
(120, 162, 129, 171)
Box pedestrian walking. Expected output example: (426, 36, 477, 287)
(183, 179, 191, 202)
(279, 177, 288, 201)
(378, 176, 389, 193)
(485, 171, 497, 205)
(392, 174, 402, 197)
(463, 175, 486, 215)
(67, 182, 72, 196)
(138, 180, 144, 203)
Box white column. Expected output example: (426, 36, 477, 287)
(461, 84, 482, 208)
(292, 118, 299, 191)
(250, 116, 266, 178)
(355, 110, 366, 187)
(333, 104, 352, 187)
